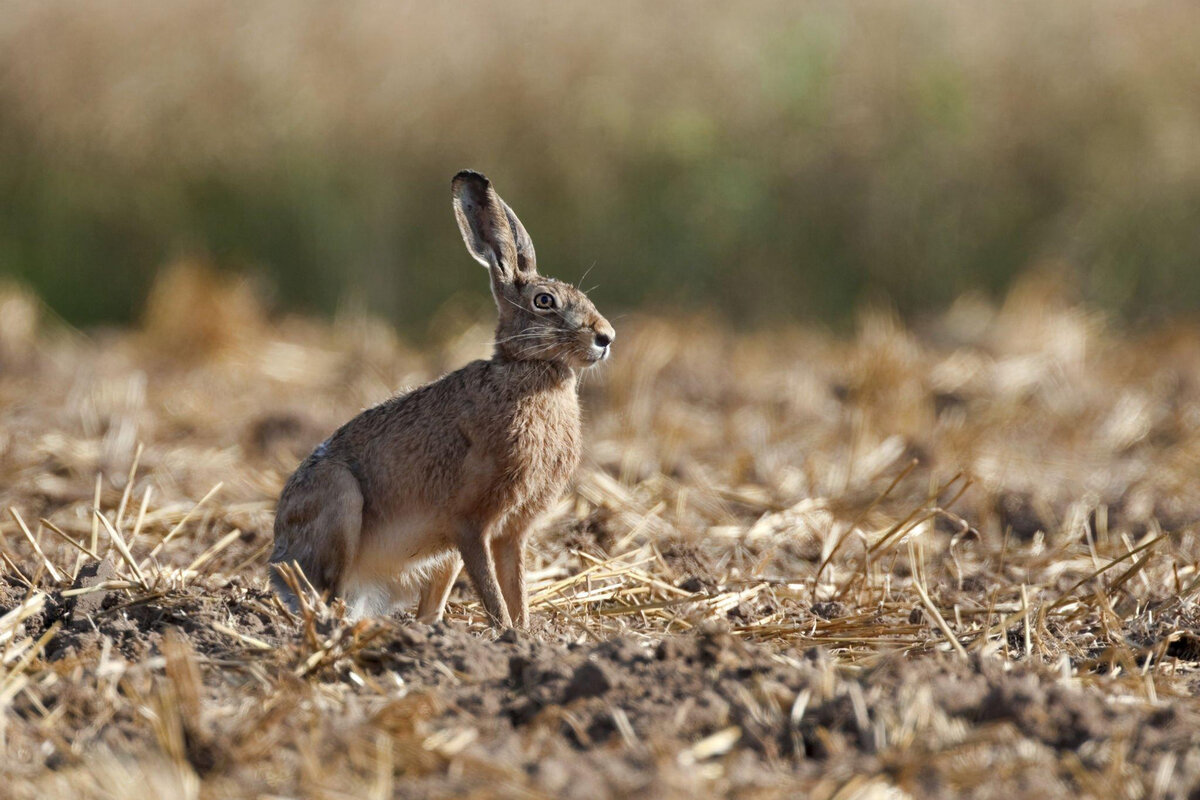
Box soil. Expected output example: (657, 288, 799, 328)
(5, 569, 1198, 799)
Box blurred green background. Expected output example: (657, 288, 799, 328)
(1, 1, 1198, 333)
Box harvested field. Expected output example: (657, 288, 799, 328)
(3, 272, 1200, 798)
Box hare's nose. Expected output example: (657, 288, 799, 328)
(594, 332, 612, 348)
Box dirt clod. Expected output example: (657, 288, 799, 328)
(66, 558, 118, 621)
(563, 660, 616, 703)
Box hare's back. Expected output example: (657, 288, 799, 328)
(339, 362, 488, 506)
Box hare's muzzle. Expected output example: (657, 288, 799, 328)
(588, 320, 615, 363)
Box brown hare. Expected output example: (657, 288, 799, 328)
(269, 170, 614, 628)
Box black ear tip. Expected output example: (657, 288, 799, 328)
(452, 169, 490, 191)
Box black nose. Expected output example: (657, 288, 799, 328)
(594, 333, 611, 348)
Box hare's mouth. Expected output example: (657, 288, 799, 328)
(583, 343, 610, 365)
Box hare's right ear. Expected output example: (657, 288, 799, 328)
(452, 170, 519, 286)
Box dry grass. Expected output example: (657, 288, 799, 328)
(2, 270, 1200, 797)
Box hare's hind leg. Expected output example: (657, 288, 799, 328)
(268, 563, 305, 614)
(416, 553, 462, 624)
(270, 462, 363, 611)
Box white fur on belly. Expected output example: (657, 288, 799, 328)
(342, 514, 454, 618)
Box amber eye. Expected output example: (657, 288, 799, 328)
(533, 292, 556, 310)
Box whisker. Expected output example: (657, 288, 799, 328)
(521, 337, 567, 358)
(523, 340, 560, 355)
(493, 329, 553, 344)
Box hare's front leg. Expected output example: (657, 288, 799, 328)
(415, 554, 462, 624)
(456, 523, 512, 628)
(491, 528, 530, 628)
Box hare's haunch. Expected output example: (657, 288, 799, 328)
(270, 171, 614, 628)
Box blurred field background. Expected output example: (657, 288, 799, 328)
(2, 0, 1199, 330)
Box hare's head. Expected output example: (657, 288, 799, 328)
(452, 170, 614, 369)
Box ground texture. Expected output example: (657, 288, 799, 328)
(3, 273, 1200, 798)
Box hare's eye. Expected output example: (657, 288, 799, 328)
(533, 292, 556, 310)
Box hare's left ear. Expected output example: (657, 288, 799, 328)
(451, 171, 537, 285)
(499, 196, 537, 278)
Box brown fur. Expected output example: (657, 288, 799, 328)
(270, 170, 615, 628)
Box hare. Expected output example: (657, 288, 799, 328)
(269, 170, 614, 629)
